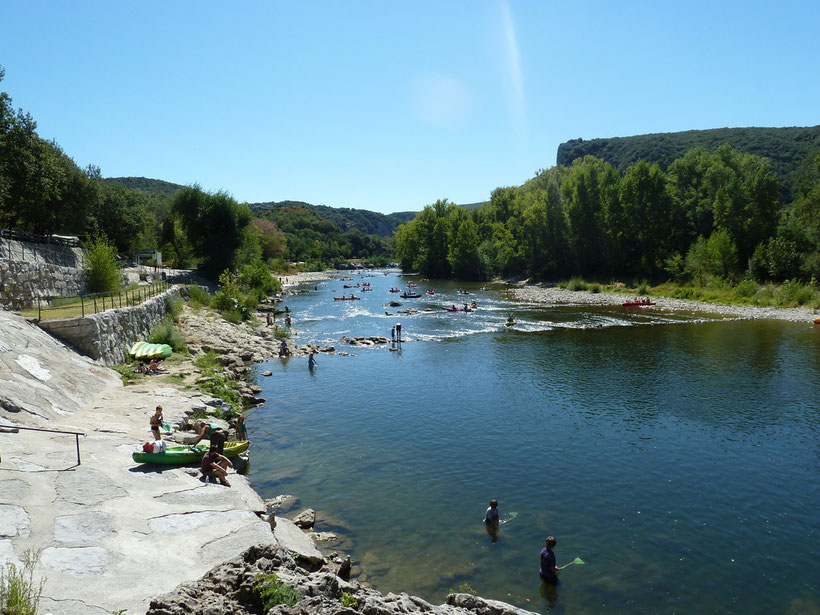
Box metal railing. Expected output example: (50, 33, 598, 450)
(35, 279, 172, 321)
(3, 425, 86, 466)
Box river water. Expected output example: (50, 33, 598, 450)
(248, 271, 819, 614)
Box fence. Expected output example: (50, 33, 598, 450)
(34, 279, 172, 321)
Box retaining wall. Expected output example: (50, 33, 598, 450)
(38, 288, 181, 365)
(0, 261, 87, 309)
(0, 237, 87, 309)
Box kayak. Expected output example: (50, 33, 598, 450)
(442, 306, 472, 312)
(334, 296, 361, 301)
(426, 290, 435, 295)
(401, 292, 421, 298)
(621, 300, 656, 307)
(132, 441, 249, 465)
(129, 341, 173, 359)
(505, 319, 516, 326)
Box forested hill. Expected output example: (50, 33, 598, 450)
(104, 177, 185, 196)
(557, 126, 820, 200)
(249, 200, 413, 237)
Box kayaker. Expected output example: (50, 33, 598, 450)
(200, 447, 233, 486)
(484, 499, 500, 526)
(149, 405, 164, 441)
(192, 422, 227, 455)
(539, 536, 567, 584)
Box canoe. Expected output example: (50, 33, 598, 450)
(622, 301, 656, 307)
(814, 317, 820, 325)
(401, 292, 421, 298)
(426, 290, 435, 295)
(334, 296, 361, 301)
(132, 440, 249, 465)
(505, 319, 516, 326)
(129, 341, 173, 360)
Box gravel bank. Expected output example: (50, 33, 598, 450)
(508, 282, 819, 323)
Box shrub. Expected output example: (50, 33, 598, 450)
(589, 283, 601, 293)
(222, 309, 243, 324)
(777, 280, 814, 306)
(734, 279, 758, 298)
(340, 593, 358, 609)
(272, 325, 290, 339)
(149, 316, 187, 351)
(254, 573, 302, 610)
(0, 550, 44, 615)
(195, 351, 220, 371)
(166, 295, 183, 322)
(635, 279, 649, 295)
(565, 277, 587, 291)
(84, 235, 121, 293)
(186, 285, 212, 308)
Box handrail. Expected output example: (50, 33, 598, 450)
(3, 426, 86, 466)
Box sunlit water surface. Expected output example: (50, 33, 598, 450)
(248, 272, 819, 614)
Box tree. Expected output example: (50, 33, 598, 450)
(84, 235, 121, 293)
(705, 229, 738, 278)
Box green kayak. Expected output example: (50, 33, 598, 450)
(132, 440, 249, 465)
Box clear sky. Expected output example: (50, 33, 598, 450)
(2, 1, 818, 214)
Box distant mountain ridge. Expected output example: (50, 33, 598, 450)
(104, 176, 185, 196)
(557, 125, 820, 200)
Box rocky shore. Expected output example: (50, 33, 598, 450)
(507, 281, 820, 323)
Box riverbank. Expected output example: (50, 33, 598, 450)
(507, 280, 820, 323)
(1, 286, 539, 615)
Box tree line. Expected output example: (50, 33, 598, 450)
(395, 145, 820, 284)
(0, 66, 392, 280)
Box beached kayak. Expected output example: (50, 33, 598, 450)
(132, 441, 249, 465)
(129, 341, 173, 359)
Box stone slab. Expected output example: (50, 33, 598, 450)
(0, 504, 30, 538)
(272, 516, 324, 565)
(54, 511, 116, 543)
(41, 546, 110, 576)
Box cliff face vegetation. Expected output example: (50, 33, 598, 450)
(557, 126, 820, 202)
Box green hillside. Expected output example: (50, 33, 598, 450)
(249, 200, 410, 237)
(557, 126, 820, 200)
(104, 176, 185, 196)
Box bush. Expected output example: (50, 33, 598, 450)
(166, 295, 183, 323)
(186, 285, 212, 309)
(272, 325, 290, 339)
(241, 261, 281, 294)
(340, 593, 358, 609)
(148, 316, 187, 351)
(254, 573, 302, 610)
(0, 550, 44, 615)
(589, 283, 601, 293)
(195, 351, 220, 371)
(734, 279, 758, 298)
(565, 277, 587, 291)
(777, 280, 814, 306)
(84, 235, 121, 293)
(635, 279, 649, 295)
(222, 309, 243, 324)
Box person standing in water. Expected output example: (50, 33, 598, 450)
(539, 536, 567, 584)
(396, 322, 402, 342)
(308, 352, 317, 369)
(484, 499, 500, 526)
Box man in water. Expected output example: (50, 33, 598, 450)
(484, 499, 499, 526)
(308, 352, 317, 369)
(539, 536, 567, 584)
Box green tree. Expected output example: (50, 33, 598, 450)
(685, 236, 710, 285)
(84, 235, 121, 293)
(447, 209, 482, 279)
(705, 229, 738, 278)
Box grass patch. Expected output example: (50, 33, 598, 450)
(186, 285, 212, 309)
(1, 550, 44, 615)
(254, 573, 302, 610)
(273, 325, 291, 339)
(564, 277, 588, 291)
(112, 363, 142, 385)
(195, 351, 221, 371)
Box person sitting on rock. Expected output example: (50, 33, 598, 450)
(200, 447, 233, 486)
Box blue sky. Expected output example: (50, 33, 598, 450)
(2, 1, 818, 214)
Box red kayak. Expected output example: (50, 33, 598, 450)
(389, 288, 401, 293)
(621, 300, 656, 307)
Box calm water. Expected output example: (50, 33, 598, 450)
(248, 272, 819, 614)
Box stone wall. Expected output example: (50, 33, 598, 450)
(0, 260, 87, 309)
(0, 236, 84, 267)
(0, 237, 87, 309)
(39, 288, 181, 365)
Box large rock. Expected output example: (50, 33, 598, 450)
(145, 544, 539, 615)
(272, 517, 324, 567)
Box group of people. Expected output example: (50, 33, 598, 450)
(135, 358, 167, 374)
(390, 323, 402, 342)
(147, 406, 249, 488)
(483, 499, 568, 587)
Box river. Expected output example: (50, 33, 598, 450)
(248, 271, 819, 614)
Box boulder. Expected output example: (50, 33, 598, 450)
(293, 508, 316, 529)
